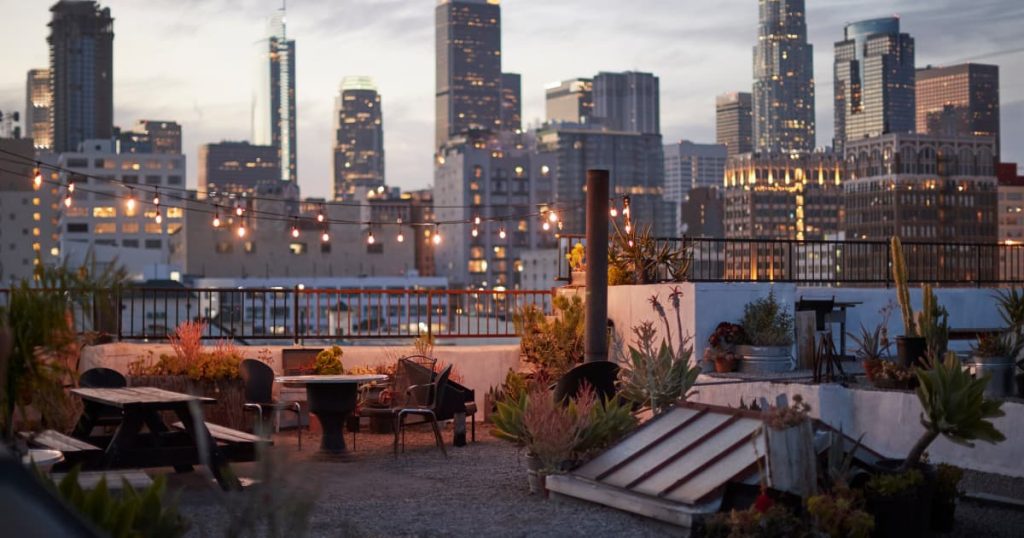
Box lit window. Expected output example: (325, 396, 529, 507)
(289, 242, 307, 255)
(145, 223, 163, 234)
(93, 207, 117, 218)
(167, 207, 183, 219)
(122, 222, 140, 233)
(95, 223, 116, 234)
(32, 212, 40, 221)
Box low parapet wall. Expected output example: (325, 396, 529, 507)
(80, 343, 522, 420)
(689, 376, 1024, 478)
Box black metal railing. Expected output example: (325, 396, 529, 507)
(558, 234, 1024, 287)
(0, 287, 554, 343)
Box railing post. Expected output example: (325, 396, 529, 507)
(115, 285, 122, 342)
(976, 244, 983, 288)
(292, 285, 300, 346)
(426, 292, 433, 340)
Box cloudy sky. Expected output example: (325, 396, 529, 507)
(1, 0, 1023, 198)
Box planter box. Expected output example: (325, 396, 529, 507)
(127, 375, 248, 431)
(735, 345, 793, 374)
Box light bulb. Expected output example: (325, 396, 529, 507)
(471, 227, 478, 238)
(321, 230, 330, 243)
(548, 212, 558, 223)
(212, 214, 221, 228)
(474, 216, 481, 225)
(397, 230, 405, 243)
(498, 227, 506, 239)
(625, 224, 632, 234)
(152, 191, 160, 207)
(542, 221, 550, 231)
(367, 231, 375, 245)
(68, 182, 75, 194)
(155, 211, 163, 224)
(63, 194, 72, 208)
(126, 196, 136, 212)
(291, 226, 300, 238)
(317, 207, 325, 223)
(32, 168, 43, 189)
(432, 232, 442, 245)
(235, 206, 244, 217)
(237, 225, 246, 238)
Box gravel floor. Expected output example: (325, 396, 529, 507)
(163, 423, 1024, 537)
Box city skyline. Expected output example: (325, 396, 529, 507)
(0, 0, 1022, 200)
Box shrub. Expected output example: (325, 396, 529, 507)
(513, 295, 584, 378)
(313, 346, 345, 375)
(740, 291, 793, 346)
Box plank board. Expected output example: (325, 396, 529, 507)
(51, 470, 153, 490)
(21, 430, 101, 453)
(71, 387, 215, 408)
(578, 407, 702, 480)
(171, 421, 264, 444)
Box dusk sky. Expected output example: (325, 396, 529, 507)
(1, 0, 1022, 199)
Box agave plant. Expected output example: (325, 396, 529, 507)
(848, 323, 889, 360)
(996, 287, 1024, 334)
(902, 352, 1006, 470)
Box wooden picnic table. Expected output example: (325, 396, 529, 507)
(69, 387, 242, 491)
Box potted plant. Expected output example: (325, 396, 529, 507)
(703, 322, 746, 373)
(566, 243, 586, 286)
(513, 295, 584, 379)
(917, 285, 949, 364)
(849, 323, 888, 382)
(806, 490, 875, 538)
(891, 237, 927, 368)
(864, 468, 928, 538)
(994, 287, 1024, 396)
(870, 360, 916, 390)
(970, 332, 1018, 399)
(930, 463, 963, 532)
(736, 291, 794, 374)
(313, 346, 345, 375)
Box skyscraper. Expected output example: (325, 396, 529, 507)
(664, 141, 727, 235)
(716, 92, 753, 157)
(435, 0, 502, 149)
(48, 0, 114, 153)
(25, 69, 52, 150)
(752, 0, 815, 154)
(593, 71, 660, 134)
(545, 78, 593, 124)
(500, 72, 522, 132)
(253, 7, 297, 182)
(333, 76, 385, 200)
(115, 120, 182, 155)
(916, 63, 999, 155)
(199, 141, 280, 196)
(833, 17, 915, 152)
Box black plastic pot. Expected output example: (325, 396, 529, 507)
(930, 500, 956, 532)
(896, 336, 928, 368)
(1016, 373, 1024, 398)
(866, 459, 935, 538)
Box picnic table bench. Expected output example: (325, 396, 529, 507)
(19, 430, 102, 471)
(171, 420, 265, 461)
(69, 386, 253, 491)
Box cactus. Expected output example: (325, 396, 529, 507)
(917, 284, 949, 362)
(890, 236, 918, 337)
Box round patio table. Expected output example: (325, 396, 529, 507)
(275, 374, 387, 455)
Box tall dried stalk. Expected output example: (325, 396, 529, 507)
(168, 320, 206, 372)
(522, 383, 596, 471)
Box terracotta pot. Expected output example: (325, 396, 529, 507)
(862, 358, 882, 382)
(525, 453, 547, 496)
(714, 356, 737, 373)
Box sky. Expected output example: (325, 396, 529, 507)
(1, 0, 1023, 199)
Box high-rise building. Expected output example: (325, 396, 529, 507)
(0, 138, 60, 284)
(199, 141, 280, 196)
(48, 0, 114, 153)
(663, 141, 728, 232)
(25, 69, 52, 150)
(834, 17, 915, 152)
(752, 0, 815, 154)
(501, 72, 522, 132)
(678, 187, 724, 238)
(115, 120, 182, 155)
(434, 131, 551, 289)
(916, 63, 1000, 155)
(536, 124, 672, 236)
(435, 0, 502, 149)
(593, 71, 660, 134)
(997, 163, 1024, 245)
(716, 92, 753, 157)
(253, 7, 296, 182)
(333, 76, 385, 200)
(58, 139, 185, 279)
(545, 78, 593, 124)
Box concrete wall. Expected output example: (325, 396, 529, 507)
(80, 343, 521, 420)
(689, 378, 1024, 478)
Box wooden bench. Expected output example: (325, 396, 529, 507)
(19, 430, 102, 471)
(51, 470, 153, 490)
(170, 421, 266, 462)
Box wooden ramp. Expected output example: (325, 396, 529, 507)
(547, 403, 767, 528)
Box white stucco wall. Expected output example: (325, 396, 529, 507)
(80, 343, 522, 419)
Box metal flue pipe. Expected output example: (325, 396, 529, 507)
(584, 169, 609, 363)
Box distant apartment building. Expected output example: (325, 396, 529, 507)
(57, 139, 186, 280)
(678, 187, 724, 238)
(404, 188, 436, 277)
(916, 63, 999, 155)
(593, 71, 660, 134)
(519, 248, 560, 291)
(545, 78, 593, 124)
(501, 72, 522, 132)
(844, 133, 998, 281)
(0, 138, 60, 284)
(715, 92, 753, 157)
(25, 68, 52, 150)
(753, 0, 815, 154)
(49, 0, 114, 153)
(997, 163, 1024, 244)
(436, 0, 503, 148)
(833, 17, 915, 152)
(253, 7, 297, 182)
(170, 196, 414, 279)
(535, 123, 672, 237)
(434, 131, 553, 289)
(115, 120, 182, 155)
(664, 141, 727, 235)
(333, 77, 385, 200)
(198, 141, 280, 196)
(723, 151, 845, 240)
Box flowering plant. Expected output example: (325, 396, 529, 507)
(707, 322, 747, 350)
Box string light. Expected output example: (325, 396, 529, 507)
(63, 192, 72, 208)
(316, 205, 325, 223)
(548, 211, 558, 223)
(235, 205, 244, 217)
(237, 222, 247, 238)
(321, 229, 330, 243)
(432, 225, 442, 245)
(290, 217, 300, 238)
(152, 188, 160, 207)
(498, 226, 506, 240)
(32, 165, 43, 189)
(125, 188, 137, 212)
(155, 209, 163, 224)
(471, 226, 478, 238)
(610, 200, 618, 218)
(367, 229, 375, 245)
(542, 220, 550, 231)
(396, 217, 404, 243)
(473, 215, 481, 225)
(67, 180, 75, 194)
(212, 208, 222, 228)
